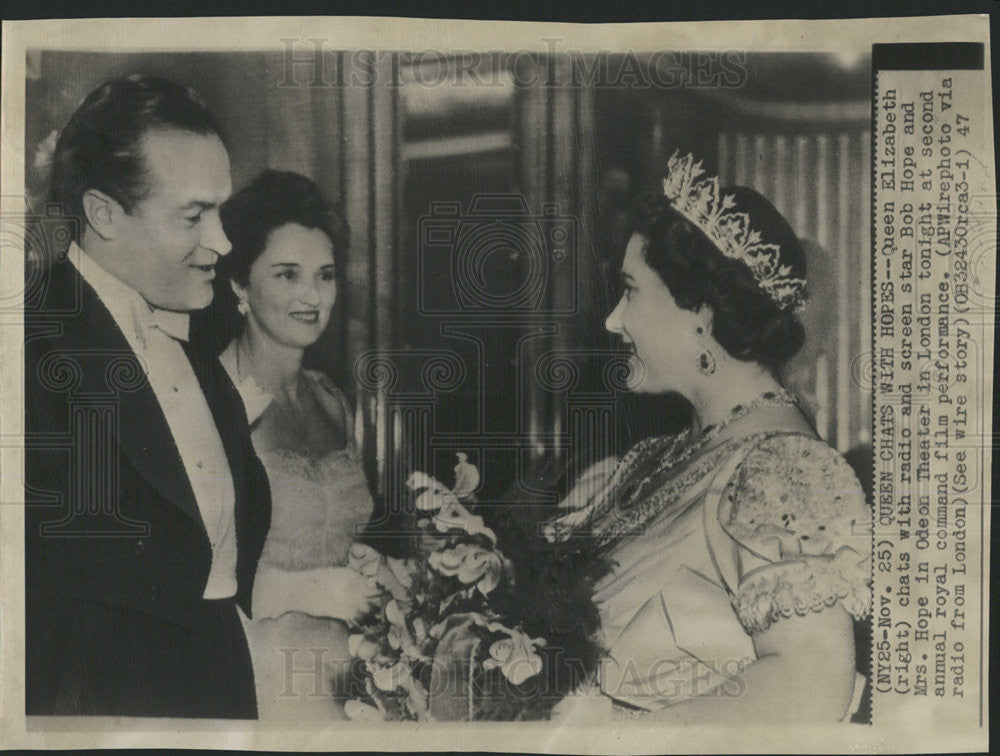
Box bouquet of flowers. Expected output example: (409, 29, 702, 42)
(344, 455, 552, 721)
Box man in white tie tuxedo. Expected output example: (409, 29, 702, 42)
(24, 75, 272, 718)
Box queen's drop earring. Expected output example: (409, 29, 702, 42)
(695, 325, 716, 376)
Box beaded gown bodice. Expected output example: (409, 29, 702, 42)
(557, 430, 872, 714)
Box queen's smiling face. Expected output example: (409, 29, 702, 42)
(605, 233, 706, 395)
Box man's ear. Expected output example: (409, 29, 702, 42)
(81, 189, 124, 241)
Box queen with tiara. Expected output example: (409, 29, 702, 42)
(545, 153, 872, 723)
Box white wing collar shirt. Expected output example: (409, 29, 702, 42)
(70, 243, 238, 599)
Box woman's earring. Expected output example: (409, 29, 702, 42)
(237, 298, 249, 316)
(695, 324, 716, 375)
(697, 349, 717, 376)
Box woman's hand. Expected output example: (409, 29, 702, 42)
(251, 565, 383, 623)
(348, 542, 412, 602)
(321, 567, 384, 623)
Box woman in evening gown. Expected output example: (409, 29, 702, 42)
(546, 153, 872, 723)
(219, 170, 380, 721)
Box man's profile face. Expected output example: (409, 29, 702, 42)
(116, 128, 232, 311)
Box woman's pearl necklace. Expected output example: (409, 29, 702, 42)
(235, 337, 299, 393)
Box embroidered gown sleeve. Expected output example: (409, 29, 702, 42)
(716, 434, 872, 635)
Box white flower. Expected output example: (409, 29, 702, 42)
(412, 616, 428, 642)
(380, 600, 430, 662)
(344, 699, 383, 721)
(433, 500, 497, 544)
(384, 598, 407, 627)
(427, 544, 503, 594)
(417, 488, 461, 512)
(405, 471, 437, 490)
(407, 471, 462, 512)
(348, 633, 379, 660)
(369, 660, 412, 691)
(481, 623, 546, 685)
(427, 545, 465, 576)
(452, 452, 480, 501)
(473, 554, 504, 595)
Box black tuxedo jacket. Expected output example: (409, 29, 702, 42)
(24, 259, 271, 716)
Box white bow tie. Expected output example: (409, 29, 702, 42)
(130, 302, 191, 346)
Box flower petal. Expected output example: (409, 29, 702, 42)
(345, 699, 383, 721)
(406, 471, 437, 490)
(415, 490, 444, 511)
(371, 661, 411, 691)
(489, 638, 514, 663)
(348, 634, 363, 656)
(385, 599, 406, 627)
(453, 454, 481, 501)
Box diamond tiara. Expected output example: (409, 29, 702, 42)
(661, 151, 806, 312)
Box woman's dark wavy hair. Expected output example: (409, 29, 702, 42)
(630, 185, 806, 372)
(219, 169, 349, 286)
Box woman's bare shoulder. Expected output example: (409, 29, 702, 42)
(301, 369, 352, 421)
